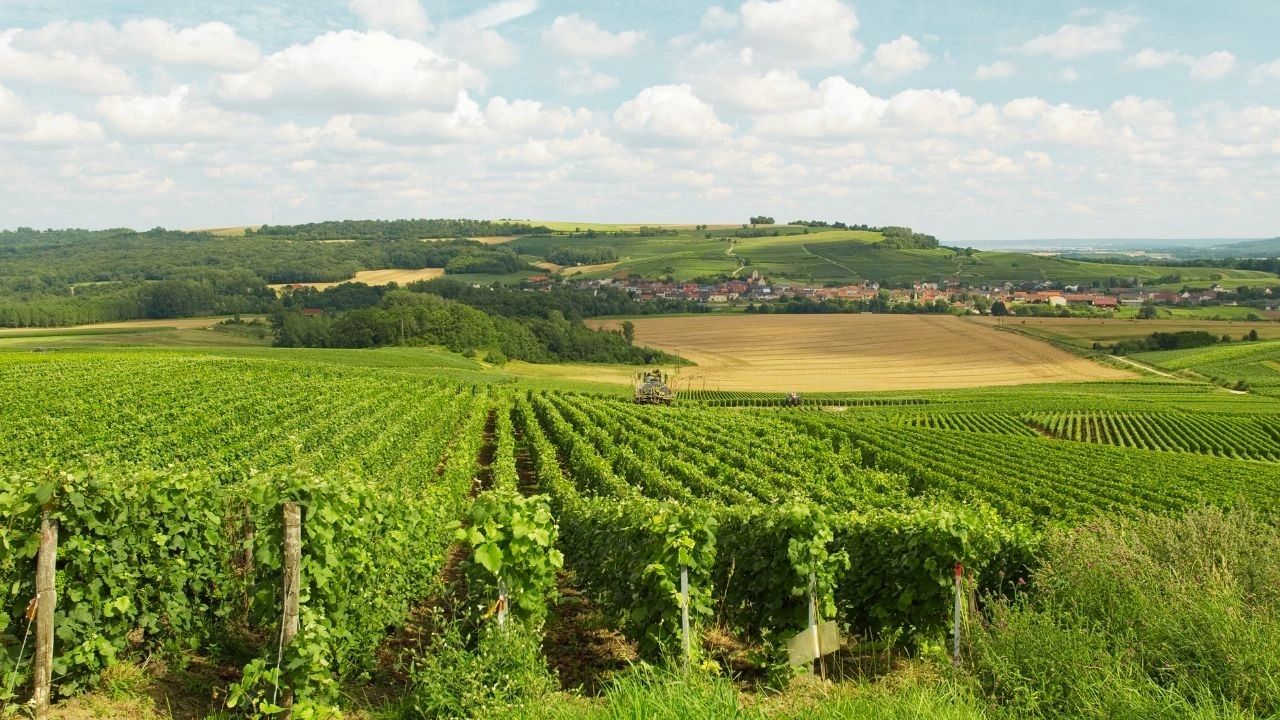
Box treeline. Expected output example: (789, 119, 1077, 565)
(1105, 331, 1232, 355)
(274, 289, 677, 364)
(1068, 253, 1280, 275)
(247, 218, 549, 241)
(784, 220, 940, 249)
(0, 225, 535, 326)
(0, 271, 276, 327)
(545, 247, 618, 266)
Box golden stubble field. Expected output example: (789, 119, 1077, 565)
(589, 314, 1133, 392)
(267, 267, 445, 293)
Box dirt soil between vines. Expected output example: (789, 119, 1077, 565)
(588, 314, 1132, 392)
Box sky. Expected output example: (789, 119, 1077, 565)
(0, 1, 1278, 242)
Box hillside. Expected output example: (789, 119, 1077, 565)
(508, 225, 1275, 287)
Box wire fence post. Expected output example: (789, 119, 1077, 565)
(952, 561, 964, 666)
(680, 565, 690, 671)
(808, 571, 826, 680)
(32, 508, 57, 720)
(279, 502, 301, 718)
(497, 577, 509, 628)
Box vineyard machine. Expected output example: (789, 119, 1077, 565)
(634, 369, 676, 405)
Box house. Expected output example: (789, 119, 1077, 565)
(301, 308, 324, 317)
(1091, 297, 1118, 309)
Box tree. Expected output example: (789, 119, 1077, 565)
(748, 215, 775, 225)
(1137, 305, 1158, 319)
(620, 320, 635, 344)
(991, 300, 1008, 316)
(1249, 329, 1259, 341)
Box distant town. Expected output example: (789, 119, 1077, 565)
(519, 270, 1275, 314)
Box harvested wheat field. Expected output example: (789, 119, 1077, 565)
(268, 267, 445, 293)
(590, 314, 1132, 391)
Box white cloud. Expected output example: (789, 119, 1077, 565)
(1127, 47, 1179, 69)
(1060, 67, 1078, 83)
(557, 63, 620, 95)
(1127, 48, 1237, 81)
(436, 1, 539, 68)
(754, 77, 885, 137)
(1002, 97, 1106, 146)
(701, 6, 739, 31)
(613, 84, 730, 145)
(22, 112, 104, 144)
(0, 84, 25, 130)
(15, 20, 260, 71)
(215, 31, 485, 112)
(0, 29, 134, 94)
(96, 85, 257, 139)
(975, 61, 1015, 80)
(699, 68, 817, 113)
(348, 0, 431, 37)
(739, 0, 863, 66)
(1020, 12, 1139, 59)
(543, 14, 644, 58)
(863, 35, 930, 81)
(1251, 59, 1280, 85)
(1189, 51, 1236, 80)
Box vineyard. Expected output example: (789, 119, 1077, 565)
(1, 349, 1278, 716)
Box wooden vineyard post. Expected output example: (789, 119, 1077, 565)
(952, 562, 964, 666)
(679, 566, 690, 671)
(33, 508, 57, 720)
(279, 502, 302, 718)
(807, 572, 826, 681)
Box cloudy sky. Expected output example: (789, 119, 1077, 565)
(1, 0, 1277, 242)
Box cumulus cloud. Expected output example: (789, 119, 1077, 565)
(348, 0, 431, 37)
(435, 0, 539, 68)
(22, 112, 104, 144)
(0, 29, 134, 94)
(1126, 48, 1236, 80)
(739, 0, 863, 66)
(975, 61, 1015, 80)
(1188, 51, 1236, 80)
(1250, 59, 1280, 85)
(863, 35, 930, 81)
(214, 31, 485, 112)
(613, 84, 730, 144)
(0, 84, 25, 130)
(96, 86, 258, 139)
(701, 6, 739, 31)
(14, 20, 260, 70)
(543, 14, 644, 58)
(1020, 12, 1139, 59)
(557, 63, 620, 95)
(698, 68, 817, 113)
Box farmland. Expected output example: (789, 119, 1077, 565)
(266, 266, 445, 292)
(0, 331, 1277, 718)
(980, 316, 1280, 349)
(589, 314, 1131, 391)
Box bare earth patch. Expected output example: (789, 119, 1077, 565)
(268, 267, 445, 293)
(589, 314, 1132, 392)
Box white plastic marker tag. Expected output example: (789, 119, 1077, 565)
(786, 621, 841, 666)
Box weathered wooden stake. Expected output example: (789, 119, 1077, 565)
(280, 502, 302, 717)
(679, 566, 690, 670)
(33, 509, 57, 720)
(952, 562, 964, 666)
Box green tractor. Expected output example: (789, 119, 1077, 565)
(634, 369, 675, 405)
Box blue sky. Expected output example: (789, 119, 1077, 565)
(1, 0, 1277, 241)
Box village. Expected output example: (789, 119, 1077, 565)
(527, 269, 1264, 313)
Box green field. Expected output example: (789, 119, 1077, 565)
(2, 337, 1278, 717)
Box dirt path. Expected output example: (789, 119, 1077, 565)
(1108, 355, 1178, 379)
(801, 243, 859, 277)
(726, 241, 747, 277)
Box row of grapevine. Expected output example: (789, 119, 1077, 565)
(1026, 411, 1280, 461)
(0, 354, 492, 712)
(511, 394, 1032, 655)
